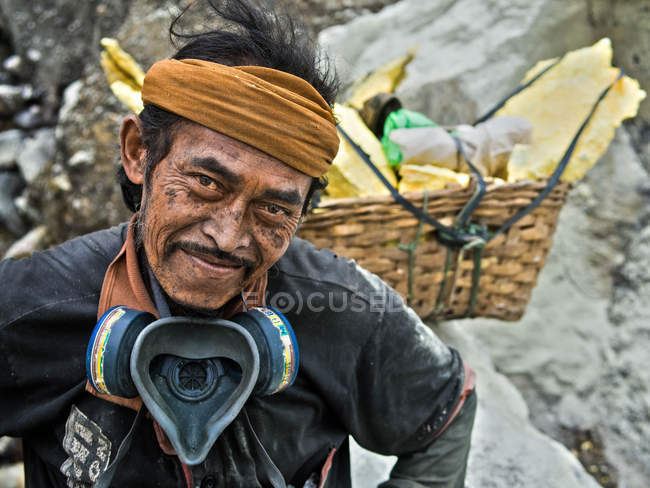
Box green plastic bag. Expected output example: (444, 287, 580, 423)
(381, 109, 437, 167)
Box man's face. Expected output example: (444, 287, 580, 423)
(138, 122, 312, 312)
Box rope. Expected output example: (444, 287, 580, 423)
(434, 223, 487, 317)
(397, 190, 429, 306)
(434, 246, 454, 315)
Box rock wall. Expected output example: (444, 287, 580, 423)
(589, 0, 650, 172)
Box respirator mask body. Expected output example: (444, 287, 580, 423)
(86, 305, 299, 466)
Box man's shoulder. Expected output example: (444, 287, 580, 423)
(0, 223, 128, 326)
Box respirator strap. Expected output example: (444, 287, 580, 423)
(94, 405, 147, 488)
(243, 408, 287, 488)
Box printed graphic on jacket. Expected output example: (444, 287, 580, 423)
(60, 405, 112, 488)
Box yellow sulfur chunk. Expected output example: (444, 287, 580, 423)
(506, 144, 538, 181)
(100, 38, 145, 91)
(346, 49, 416, 111)
(499, 38, 646, 182)
(110, 80, 144, 114)
(325, 104, 398, 198)
(398, 164, 470, 193)
(100, 51, 126, 88)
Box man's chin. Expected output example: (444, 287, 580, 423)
(165, 291, 239, 318)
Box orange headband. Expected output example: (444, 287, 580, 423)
(141, 58, 339, 177)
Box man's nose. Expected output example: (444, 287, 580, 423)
(202, 205, 251, 252)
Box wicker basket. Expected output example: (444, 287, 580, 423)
(299, 178, 571, 321)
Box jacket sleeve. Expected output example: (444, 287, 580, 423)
(338, 280, 471, 457)
(379, 389, 477, 488)
(0, 225, 125, 436)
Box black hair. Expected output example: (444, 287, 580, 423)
(117, 0, 337, 214)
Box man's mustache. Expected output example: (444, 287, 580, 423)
(169, 241, 257, 270)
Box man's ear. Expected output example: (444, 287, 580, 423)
(120, 114, 146, 185)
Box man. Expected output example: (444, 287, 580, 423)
(0, 1, 476, 486)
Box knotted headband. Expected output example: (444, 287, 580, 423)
(141, 58, 339, 177)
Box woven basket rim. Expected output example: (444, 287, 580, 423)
(310, 177, 570, 211)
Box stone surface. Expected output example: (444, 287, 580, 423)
(0, 0, 130, 114)
(321, 0, 595, 125)
(2, 54, 32, 80)
(0, 129, 23, 169)
(26, 0, 183, 245)
(16, 128, 55, 183)
(589, 0, 650, 177)
(0, 84, 24, 116)
(13, 105, 47, 130)
(3, 225, 47, 259)
(0, 171, 26, 236)
(292, 0, 401, 34)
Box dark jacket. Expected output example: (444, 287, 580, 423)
(0, 223, 469, 487)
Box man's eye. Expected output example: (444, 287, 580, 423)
(266, 203, 289, 216)
(196, 175, 218, 191)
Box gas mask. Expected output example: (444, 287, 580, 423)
(86, 305, 299, 466)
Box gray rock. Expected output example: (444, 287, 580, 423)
(68, 149, 94, 167)
(25, 48, 41, 64)
(0, 171, 26, 235)
(19, 84, 35, 102)
(589, 0, 650, 123)
(292, 0, 401, 35)
(0, 0, 131, 112)
(57, 80, 82, 123)
(13, 105, 47, 130)
(0, 129, 24, 169)
(2, 54, 32, 80)
(12, 194, 39, 223)
(0, 70, 11, 85)
(16, 128, 55, 183)
(2, 224, 47, 259)
(442, 324, 602, 488)
(320, 0, 594, 123)
(0, 84, 25, 116)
